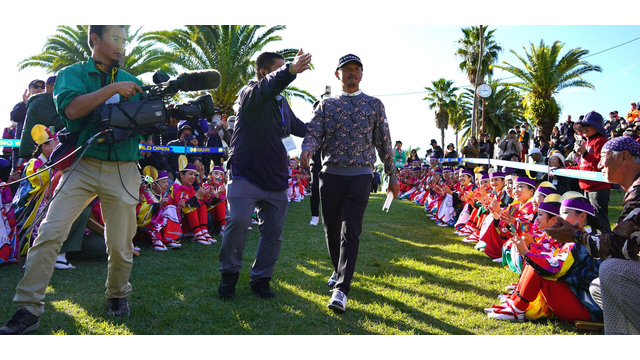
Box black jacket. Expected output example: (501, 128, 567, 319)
(228, 64, 307, 191)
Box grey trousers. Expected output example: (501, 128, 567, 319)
(218, 179, 288, 283)
(597, 258, 640, 335)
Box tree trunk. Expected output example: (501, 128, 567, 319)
(537, 116, 557, 146)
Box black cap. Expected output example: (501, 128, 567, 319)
(430, 139, 437, 144)
(336, 54, 363, 70)
(46, 76, 57, 85)
(28, 79, 45, 88)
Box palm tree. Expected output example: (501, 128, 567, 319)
(423, 78, 459, 149)
(18, 25, 90, 73)
(458, 79, 525, 144)
(139, 25, 316, 114)
(18, 25, 175, 77)
(447, 92, 472, 149)
(455, 26, 503, 86)
(494, 40, 602, 140)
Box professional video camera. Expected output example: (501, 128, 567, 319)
(92, 69, 221, 144)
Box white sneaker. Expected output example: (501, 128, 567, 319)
(327, 289, 347, 313)
(54, 260, 76, 270)
(492, 258, 503, 263)
(309, 216, 319, 226)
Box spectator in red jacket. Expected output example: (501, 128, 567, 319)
(566, 111, 611, 232)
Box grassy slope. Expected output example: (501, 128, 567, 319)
(0, 190, 624, 335)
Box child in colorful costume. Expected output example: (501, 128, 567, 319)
(487, 194, 603, 322)
(458, 171, 508, 243)
(169, 157, 221, 245)
(500, 186, 559, 274)
(449, 169, 475, 231)
(456, 172, 492, 236)
(0, 157, 17, 264)
(136, 169, 182, 251)
(478, 176, 536, 261)
(287, 158, 308, 202)
(208, 166, 227, 234)
(11, 125, 84, 268)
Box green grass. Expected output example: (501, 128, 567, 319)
(1, 190, 624, 335)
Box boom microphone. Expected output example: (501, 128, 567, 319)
(175, 70, 221, 92)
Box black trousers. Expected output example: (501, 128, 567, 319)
(310, 164, 321, 217)
(319, 172, 372, 296)
(586, 188, 611, 233)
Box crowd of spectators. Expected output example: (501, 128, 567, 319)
(1, 55, 638, 334)
(392, 105, 640, 334)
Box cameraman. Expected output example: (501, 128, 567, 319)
(1, 25, 165, 335)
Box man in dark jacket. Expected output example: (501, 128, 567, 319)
(430, 139, 444, 159)
(19, 76, 65, 160)
(218, 50, 312, 299)
(10, 79, 46, 171)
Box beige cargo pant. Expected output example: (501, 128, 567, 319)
(13, 157, 140, 316)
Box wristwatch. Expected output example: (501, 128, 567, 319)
(573, 229, 585, 244)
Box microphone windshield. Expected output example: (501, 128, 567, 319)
(176, 70, 221, 92)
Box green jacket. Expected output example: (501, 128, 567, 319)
(54, 57, 144, 162)
(19, 93, 64, 158)
(394, 148, 406, 168)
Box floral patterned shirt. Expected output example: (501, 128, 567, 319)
(301, 92, 397, 181)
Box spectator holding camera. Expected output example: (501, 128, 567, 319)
(202, 112, 232, 171)
(166, 121, 201, 179)
(498, 129, 523, 160)
(461, 136, 480, 170)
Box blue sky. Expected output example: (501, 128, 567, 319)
(3, 23, 638, 158)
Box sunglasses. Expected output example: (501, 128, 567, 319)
(107, 35, 129, 47)
(30, 84, 45, 89)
